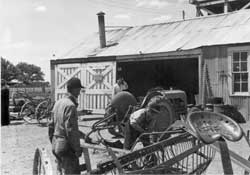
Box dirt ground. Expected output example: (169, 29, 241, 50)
(1, 115, 250, 175)
(1, 115, 116, 175)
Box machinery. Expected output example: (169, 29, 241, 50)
(89, 89, 188, 138)
(151, 89, 187, 119)
(33, 111, 250, 175)
(32, 88, 250, 175)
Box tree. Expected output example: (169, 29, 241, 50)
(16, 62, 45, 84)
(1, 57, 19, 82)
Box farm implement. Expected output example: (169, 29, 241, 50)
(33, 89, 250, 174)
(9, 91, 54, 125)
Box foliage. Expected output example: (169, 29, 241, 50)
(1, 57, 19, 82)
(1, 57, 45, 84)
(16, 62, 45, 84)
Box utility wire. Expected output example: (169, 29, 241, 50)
(86, 0, 170, 15)
(87, 0, 193, 19)
(106, 0, 170, 13)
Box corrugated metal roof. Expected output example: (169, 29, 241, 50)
(62, 9, 250, 59)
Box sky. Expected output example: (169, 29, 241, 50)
(0, 0, 196, 82)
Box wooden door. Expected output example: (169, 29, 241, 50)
(83, 62, 116, 114)
(54, 63, 85, 109)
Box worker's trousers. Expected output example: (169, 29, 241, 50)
(52, 137, 81, 175)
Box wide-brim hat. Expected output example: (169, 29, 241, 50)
(67, 77, 85, 89)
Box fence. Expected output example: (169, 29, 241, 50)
(9, 87, 51, 98)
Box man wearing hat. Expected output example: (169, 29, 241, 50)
(48, 77, 85, 174)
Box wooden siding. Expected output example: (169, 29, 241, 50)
(202, 46, 250, 120)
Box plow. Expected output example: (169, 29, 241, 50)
(33, 89, 250, 175)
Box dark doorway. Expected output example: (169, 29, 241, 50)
(117, 58, 199, 104)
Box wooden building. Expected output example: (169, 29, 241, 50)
(51, 9, 250, 120)
(190, 0, 250, 15)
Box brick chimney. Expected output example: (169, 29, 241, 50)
(97, 12, 106, 48)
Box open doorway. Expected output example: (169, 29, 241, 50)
(117, 58, 199, 104)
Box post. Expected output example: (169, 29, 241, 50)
(224, 0, 229, 13)
(50, 60, 56, 102)
(198, 55, 204, 105)
(247, 130, 250, 143)
(218, 138, 234, 174)
(82, 147, 92, 172)
(201, 63, 207, 108)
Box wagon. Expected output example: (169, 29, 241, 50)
(9, 90, 54, 124)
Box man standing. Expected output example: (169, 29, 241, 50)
(48, 77, 85, 175)
(112, 77, 128, 98)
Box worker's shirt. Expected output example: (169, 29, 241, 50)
(112, 82, 128, 97)
(129, 108, 155, 133)
(49, 94, 81, 154)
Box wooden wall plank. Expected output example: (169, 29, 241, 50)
(202, 45, 250, 120)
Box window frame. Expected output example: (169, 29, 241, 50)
(228, 46, 250, 96)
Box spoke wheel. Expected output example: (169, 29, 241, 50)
(147, 97, 175, 133)
(33, 148, 52, 175)
(35, 100, 50, 124)
(20, 101, 37, 124)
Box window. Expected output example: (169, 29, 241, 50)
(231, 50, 249, 94)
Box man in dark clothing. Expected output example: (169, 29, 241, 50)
(48, 77, 86, 175)
(1, 80, 10, 126)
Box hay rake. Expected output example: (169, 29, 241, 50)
(90, 130, 215, 174)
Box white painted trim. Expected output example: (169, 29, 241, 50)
(56, 68, 69, 80)
(57, 63, 81, 68)
(101, 66, 112, 76)
(228, 54, 233, 95)
(198, 55, 203, 104)
(85, 90, 113, 94)
(230, 93, 250, 97)
(55, 89, 68, 93)
(87, 81, 96, 89)
(57, 67, 81, 89)
(86, 67, 96, 75)
(228, 46, 250, 96)
(103, 80, 112, 89)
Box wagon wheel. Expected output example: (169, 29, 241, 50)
(147, 97, 176, 134)
(35, 100, 52, 124)
(20, 101, 37, 124)
(33, 148, 53, 175)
